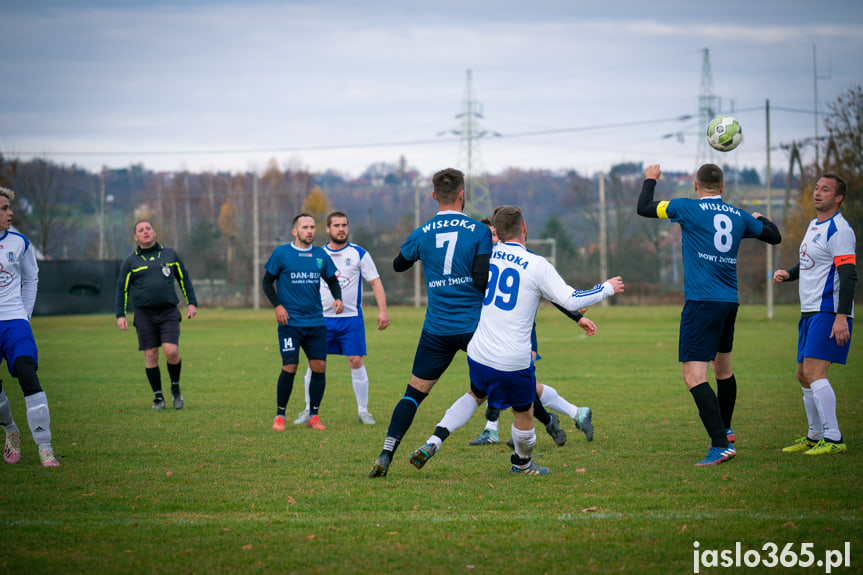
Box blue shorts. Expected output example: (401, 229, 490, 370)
(411, 330, 473, 381)
(0, 319, 38, 374)
(468, 357, 536, 412)
(277, 324, 328, 366)
(325, 315, 367, 357)
(797, 313, 853, 365)
(679, 300, 738, 362)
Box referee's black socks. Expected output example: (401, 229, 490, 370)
(146, 366, 162, 397)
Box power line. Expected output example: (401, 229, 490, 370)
(9, 114, 695, 159)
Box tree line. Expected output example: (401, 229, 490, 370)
(1, 86, 860, 308)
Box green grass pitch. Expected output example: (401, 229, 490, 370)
(0, 305, 860, 574)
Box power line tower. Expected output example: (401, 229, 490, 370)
(696, 48, 719, 168)
(442, 69, 497, 218)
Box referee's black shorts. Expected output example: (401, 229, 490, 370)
(134, 307, 181, 351)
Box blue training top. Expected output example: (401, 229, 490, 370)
(400, 210, 493, 335)
(660, 196, 763, 302)
(264, 243, 338, 327)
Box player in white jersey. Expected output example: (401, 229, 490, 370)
(295, 211, 389, 425)
(774, 172, 857, 456)
(469, 216, 596, 447)
(0, 187, 59, 467)
(408, 206, 624, 475)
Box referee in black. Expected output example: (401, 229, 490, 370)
(115, 220, 198, 410)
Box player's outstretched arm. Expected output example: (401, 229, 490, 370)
(561, 277, 623, 311)
(605, 276, 625, 294)
(751, 212, 782, 245)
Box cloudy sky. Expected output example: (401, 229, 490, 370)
(1, 0, 862, 178)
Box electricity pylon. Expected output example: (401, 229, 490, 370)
(441, 69, 498, 218)
(696, 48, 719, 168)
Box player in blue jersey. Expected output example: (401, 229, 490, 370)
(774, 172, 856, 456)
(369, 168, 493, 478)
(637, 163, 781, 466)
(407, 205, 623, 475)
(0, 187, 59, 467)
(295, 211, 389, 426)
(262, 213, 343, 432)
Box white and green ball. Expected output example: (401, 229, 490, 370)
(706, 115, 743, 152)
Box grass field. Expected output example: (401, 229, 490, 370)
(1, 304, 861, 574)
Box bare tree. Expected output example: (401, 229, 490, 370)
(822, 84, 863, 261)
(1, 157, 76, 257)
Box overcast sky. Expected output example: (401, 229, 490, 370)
(1, 0, 862, 178)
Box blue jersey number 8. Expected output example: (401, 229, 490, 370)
(484, 264, 520, 310)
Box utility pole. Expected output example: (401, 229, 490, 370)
(184, 173, 192, 238)
(599, 172, 609, 307)
(252, 173, 261, 310)
(766, 99, 774, 320)
(99, 170, 106, 260)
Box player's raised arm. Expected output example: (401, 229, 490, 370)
(637, 164, 664, 218)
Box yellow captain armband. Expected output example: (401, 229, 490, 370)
(657, 200, 670, 219)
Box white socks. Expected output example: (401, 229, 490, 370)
(809, 379, 842, 442)
(303, 367, 312, 411)
(427, 393, 481, 449)
(351, 366, 370, 414)
(25, 391, 52, 450)
(539, 384, 578, 419)
(437, 393, 480, 435)
(304, 365, 372, 414)
(511, 425, 536, 461)
(801, 386, 822, 440)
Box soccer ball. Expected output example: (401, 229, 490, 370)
(706, 115, 743, 152)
